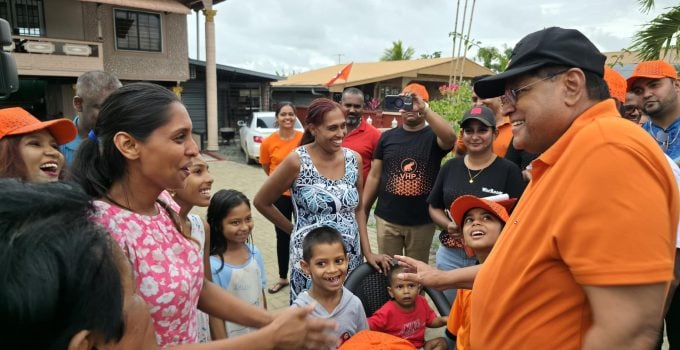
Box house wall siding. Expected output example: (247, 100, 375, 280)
(81, 3, 189, 82)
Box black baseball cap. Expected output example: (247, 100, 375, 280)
(460, 106, 495, 127)
(474, 27, 606, 99)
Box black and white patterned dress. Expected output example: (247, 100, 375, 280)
(289, 146, 363, 303)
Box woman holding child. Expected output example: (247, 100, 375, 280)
(73, 82, 336, 349)
(255, 98, 391, 303)
(428, 106, 525, 302)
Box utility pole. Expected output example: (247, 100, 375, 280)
(336, 53, 344, 64)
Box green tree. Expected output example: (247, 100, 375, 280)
(381, 40, 415, 61)
(630, 0, 680, 60)
(475, 45, 512, 73)
(420, 51, 442, 59)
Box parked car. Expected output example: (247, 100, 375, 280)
(238, 111, 304, 164)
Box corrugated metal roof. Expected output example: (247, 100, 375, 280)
(79, 0, 190, 14)
(189, 59, 282, 81)
(272, 57, 495, 92)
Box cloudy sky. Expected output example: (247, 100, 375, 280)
(187, 0, 676, 75)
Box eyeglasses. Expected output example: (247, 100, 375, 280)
(501, 70, 569, 107)
(622, 105, 641, 122)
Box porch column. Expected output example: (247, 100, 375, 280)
(203, 3, 218, 151)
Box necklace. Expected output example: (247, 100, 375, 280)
(467, 167, 485, 183)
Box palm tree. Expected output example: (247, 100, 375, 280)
(381, 40, 415, 61)
(630, 0, 680, 60)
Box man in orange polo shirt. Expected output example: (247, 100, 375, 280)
(467, 27, 678, 349)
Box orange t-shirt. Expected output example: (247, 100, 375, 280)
(455, 116, 513, 157)
(471, 100, 679, 349)
(446, 289, 472, 350)
(259, 131, 303, 196)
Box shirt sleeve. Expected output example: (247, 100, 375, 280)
(448, 290, 464, 335)
(559, 143, 676, 285)
(420, 295, 436, 325)
(259, 137, 271, 165)
(427, 160, 450, 208)
(253, 245, 267, 290)
(373, 132, 386, 160)
(210, 256, 232, 289)
(367, 304, 387, 331)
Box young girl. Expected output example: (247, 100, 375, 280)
(208, 189, 267, 339)
(170, 155, 214, 343)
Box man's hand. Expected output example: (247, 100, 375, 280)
(394, 255, 444, 289)
(271, 305, 337, 350)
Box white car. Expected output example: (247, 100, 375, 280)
(238, 112, 304, 164)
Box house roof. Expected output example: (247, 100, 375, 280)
(179, 0, 228, 10)
(272, 57, 495, 92)
(189, 59, 282, 81)
(79, 0, 191, 14)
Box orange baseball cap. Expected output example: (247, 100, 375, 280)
(402, 83, 429, 102)
(626, 60, 678, 89)
(339, 330, 416, 350)
(603, 66, 626, 103)
(0, 107, 77, 145)
(450, 195, 510, 226)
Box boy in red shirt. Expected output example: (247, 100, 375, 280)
(368, 265, 447, 349)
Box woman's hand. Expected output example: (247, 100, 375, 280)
(365, 252, 392, 275)
(446, 221, 461, 238)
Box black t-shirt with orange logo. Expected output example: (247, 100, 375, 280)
(374, 126, 450, 225)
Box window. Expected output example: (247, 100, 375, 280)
(0, 0, 45, 36)
(114, 9, 161, 52)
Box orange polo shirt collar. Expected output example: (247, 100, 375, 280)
(531, 99, 619, 180)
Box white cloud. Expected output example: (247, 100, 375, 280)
(187, 0, 678, 74)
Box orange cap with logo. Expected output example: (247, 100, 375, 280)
(449, 195, 511, 227)
(402, 83, 429, 102)
(603, 66, 626, 103)
(0, 107, 77, 145)
(626, 60, 678, 89)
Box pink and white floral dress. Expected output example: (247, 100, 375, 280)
(92, 196, 203, 347)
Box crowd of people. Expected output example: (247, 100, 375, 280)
(0, 25, 678, 350)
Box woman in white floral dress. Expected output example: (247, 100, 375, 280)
(254, 98, 392, 303)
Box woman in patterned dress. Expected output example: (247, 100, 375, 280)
(254, 98, 391, 303)
(72, 82, 336, 349)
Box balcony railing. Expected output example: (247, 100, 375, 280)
(6, 36, 104, 77)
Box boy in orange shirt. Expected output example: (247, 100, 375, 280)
(445, 195, 509, 350)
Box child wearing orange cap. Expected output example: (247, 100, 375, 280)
(0, 107, 76, 182)
(444, 195, 509, 350)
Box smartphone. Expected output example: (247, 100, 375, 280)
(383, 95, 413, 111)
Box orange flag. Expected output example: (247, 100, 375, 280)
(324, 62, 353, 87)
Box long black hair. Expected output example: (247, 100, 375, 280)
(207, 189, 252, 272)
(72, 82, 181, 198)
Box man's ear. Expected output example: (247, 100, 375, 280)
(73, 96, 83, 113)
(113, 131, 141, 160)
(562, 68, 587, 106)
(67, 330, 95, 350)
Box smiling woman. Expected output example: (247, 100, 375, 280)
(0, 107, 76, 182)
(254, 97, 391, 304)
(72, 83, 338, 349)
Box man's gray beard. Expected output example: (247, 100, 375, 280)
(347, 115, 361, 126)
